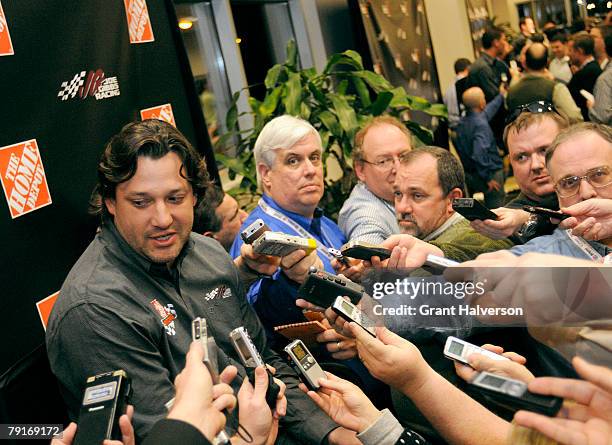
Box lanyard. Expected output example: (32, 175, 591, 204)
(564, 229, 604, 262)
(258, 198, 334, 261)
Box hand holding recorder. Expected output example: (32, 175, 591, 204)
(513, 356, 612, 445)
(446, 338, 535, 384)
(300, 372, 382, 435)
(559, 198, 612, 241)
(168, 342, 237, 443)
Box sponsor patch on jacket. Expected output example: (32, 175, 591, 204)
(204, 285, 232, 301)
(150, 299, 177, 336)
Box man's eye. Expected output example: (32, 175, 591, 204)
(310, 154, 322, 164)
(413, 193, 425, 200)
(287, 158, 299, 166)
(132, 200, 148, 207)
(561, 178, 578, 189)
(516, 155, 527, 162)
(169, 195, 185, 204)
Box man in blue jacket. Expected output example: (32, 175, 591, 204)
(455, 86, 506, 208)
(230, 115, 354, 349)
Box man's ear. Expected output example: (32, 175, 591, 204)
(104, 198, 116, 216)
(257, 163, 272, 190)
(203, 231, 215, 239)
(354, 161, 366, 182)
(447, 188, 464, 213)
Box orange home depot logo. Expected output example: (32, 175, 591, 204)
(0, 1, 15, 56)
(124, 0, 155, 44)
(36, 291, 60, 330)
(0, 139, 52, 219)
(140, 104, 176, 127)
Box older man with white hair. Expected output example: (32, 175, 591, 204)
(229, 116, 361, 356)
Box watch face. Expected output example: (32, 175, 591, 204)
(516, 216, 539, 238)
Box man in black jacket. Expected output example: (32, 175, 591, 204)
(568, 32, 603, 121)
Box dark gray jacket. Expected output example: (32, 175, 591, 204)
(46, 219, 337, 443)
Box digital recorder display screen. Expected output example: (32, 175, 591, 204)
(341, 300, 353, 314)
(292, 343, 307, 361)
(449, 341, 464, 356)
(83, 381, 117, 405)
(480, 374, 505, 388)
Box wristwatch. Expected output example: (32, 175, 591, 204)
(515, 213, 540, 242)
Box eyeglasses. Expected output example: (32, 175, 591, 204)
(554, 166, 612, 198)
(361, 150, 411, 171)
(505, 101, 559, 126)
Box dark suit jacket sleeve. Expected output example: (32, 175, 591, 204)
(230, 264, 339, 444)
(142, 419, 212, 445)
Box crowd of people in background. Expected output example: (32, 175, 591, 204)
(47, 14, 612, 445)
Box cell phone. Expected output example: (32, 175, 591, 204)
(522, 205, 570, 221)
(509, 60, 518, 71)
(241, 218, 270, 244)
(191, 318, 230, 445)
(73, 370, 132, 445)
(340, 240, 392, 261)
(284, 340, 327, 391)
(452, 198, 498, 221)
(443, 336, 510, 365)
(192, 317, 219, 383)
(331, 296, 376, 337)
(297, 267, 365, 308)
(252, 231, 317, 257)
(469, 371, 562, 416)
(229, 326, 280, 409)
(423, 254, 459, 273)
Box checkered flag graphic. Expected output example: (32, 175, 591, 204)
(57, 71, 86, 101)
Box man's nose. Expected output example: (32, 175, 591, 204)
(152, 202, 173, 228)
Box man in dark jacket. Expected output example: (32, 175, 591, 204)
(568, 32, 603, 121)
(455, 86, 506, 208)
(46, 120, 354, 445)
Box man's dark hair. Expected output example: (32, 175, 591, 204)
(525, 43, 549, 70)
(571, 32, 595, 56)
(89, 119, 210, 216)
(482, 28, 504, 50)
(454, 58, 471, 74)
(193, 185, 224, 234)
(400, 146, 466, 196)
(550, 33, 567, 44)
(531, 33, 546, 43)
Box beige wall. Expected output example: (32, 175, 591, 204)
(424, 0, 475, 95)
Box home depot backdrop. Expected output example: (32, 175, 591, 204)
(0, 0, 218, 376)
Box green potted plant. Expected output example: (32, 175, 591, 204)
(215, 41, 447, 219)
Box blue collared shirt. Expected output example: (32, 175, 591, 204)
(338, 182, 400, 244)
(509, 228, 610, 258)
(229, 194, 346, 333)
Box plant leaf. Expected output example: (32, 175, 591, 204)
(318, 110, 342, 136)
(352, 76, 371, 108)
(260, 86, 282, 118)
(368, 91, 393, 115)
(329, 93, 358, 140)
(286, 40, 297, 69)
(265, 64, 282, 89)
(283, 72, 302, 116)
(226, 90, 241, 130)
(352, 71, 393, 92)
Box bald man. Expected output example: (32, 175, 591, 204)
(507, 42, 582, 123)
(455, 86, 506, 208)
